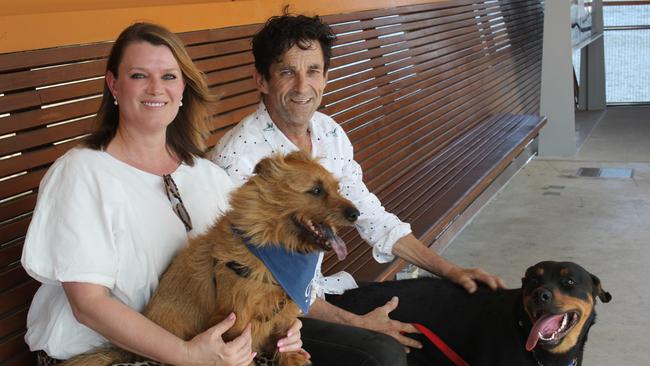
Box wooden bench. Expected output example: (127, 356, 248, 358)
(0, 0, 545, 364)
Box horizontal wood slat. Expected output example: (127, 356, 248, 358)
(0, 241, 24, 269)
(1, 350, 34, 366)
(0, 332, 31, 364)
(0, 281, 38, 316)
(0, 0, 546, 363)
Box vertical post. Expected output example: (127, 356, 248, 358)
(578, 47, 588, 110)
(586, 0, 606, 110)
(539, 0, 577, 156)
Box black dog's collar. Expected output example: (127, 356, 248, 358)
(531, 351, 577, 366)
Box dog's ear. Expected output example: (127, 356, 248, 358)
(253, 156, 279, 179)
(284, 150, 311, 164)
(590, 273, 612, 303)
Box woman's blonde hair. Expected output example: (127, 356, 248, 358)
(85, 22, 216, 165)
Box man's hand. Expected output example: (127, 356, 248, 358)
(392, 234, 507, 293)
(443, 266, 507, 293)
(354, 296, 422, 352)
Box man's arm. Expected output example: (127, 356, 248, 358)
(392, 233, 506, 292)
(307, 297, 422, 351)
(335, 132, 505, 291)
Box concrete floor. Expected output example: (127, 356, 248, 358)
(441, 106, 650, 364)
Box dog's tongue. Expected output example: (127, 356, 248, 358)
(330, 235, 348, 261)
(322, 226, 348, 261)
(526, 314, 565, 351)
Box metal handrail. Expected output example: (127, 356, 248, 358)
(605, 25, 650, 30)
(603, 1, 650, 5)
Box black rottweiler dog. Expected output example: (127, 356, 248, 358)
(328, 261, 611, 366)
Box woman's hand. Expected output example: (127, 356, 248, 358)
(183, 313, 256, 366)
(277, 319, 311, 359)
(355, 296, 421, 352)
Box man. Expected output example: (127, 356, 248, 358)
(212, 11, 506, 365)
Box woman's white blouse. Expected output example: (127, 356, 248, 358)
(21, 147, 233, 359)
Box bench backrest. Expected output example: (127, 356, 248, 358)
(0, 0, 544, 363)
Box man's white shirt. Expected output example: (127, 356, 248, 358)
(212, 102, 411, 300)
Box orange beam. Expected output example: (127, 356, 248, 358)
(0, 0, 440, 54)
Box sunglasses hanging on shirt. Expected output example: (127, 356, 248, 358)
(163, 174, 193, 232)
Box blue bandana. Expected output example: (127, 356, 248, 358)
(240, 236, 319, 314)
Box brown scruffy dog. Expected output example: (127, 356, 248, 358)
(63, 151, 359, 366)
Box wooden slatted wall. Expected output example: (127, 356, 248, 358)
(320, 0, 544, 277)
(0, 0, 544, 364)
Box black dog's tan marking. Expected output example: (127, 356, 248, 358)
(328, 261, 611, 366)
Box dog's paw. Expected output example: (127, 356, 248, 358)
(277, 351, 311, 366)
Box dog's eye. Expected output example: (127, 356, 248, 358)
(562, 278, 576, 288)
(526, 278, 539, 287)
(309, 186, 324, 196)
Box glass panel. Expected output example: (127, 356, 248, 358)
(573, 49, 582, 84)
(604, 5, 650, 103)
(604, 4, 650, 27)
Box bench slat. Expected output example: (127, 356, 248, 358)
(0, 332, 32, 364)
(0, 43, 111, 73)
(0, 59, 106, 94)
(0, 242, 24, 269)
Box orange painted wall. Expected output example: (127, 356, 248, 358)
(0, 0, 440, 54)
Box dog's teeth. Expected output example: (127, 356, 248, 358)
(539, 331, 559, 341)
(560, 313, 568, 330)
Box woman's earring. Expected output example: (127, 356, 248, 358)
(113, 96, 118, 106)
(179, 99, 183, 107)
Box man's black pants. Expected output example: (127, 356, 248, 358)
(301, 284, 436, 366)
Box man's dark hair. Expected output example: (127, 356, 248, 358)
(252, 8, 337, 80)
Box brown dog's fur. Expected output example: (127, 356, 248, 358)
(63, 151, 358, 366)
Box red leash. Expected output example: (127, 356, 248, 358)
(412, 323, 470, 366)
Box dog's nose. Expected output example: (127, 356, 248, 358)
(344, 206, 360, 222)
(533, 288, 553, 304)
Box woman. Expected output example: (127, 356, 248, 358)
(21, 23, 303, 366)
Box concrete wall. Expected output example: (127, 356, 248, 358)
(539, 1, 578, 156)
